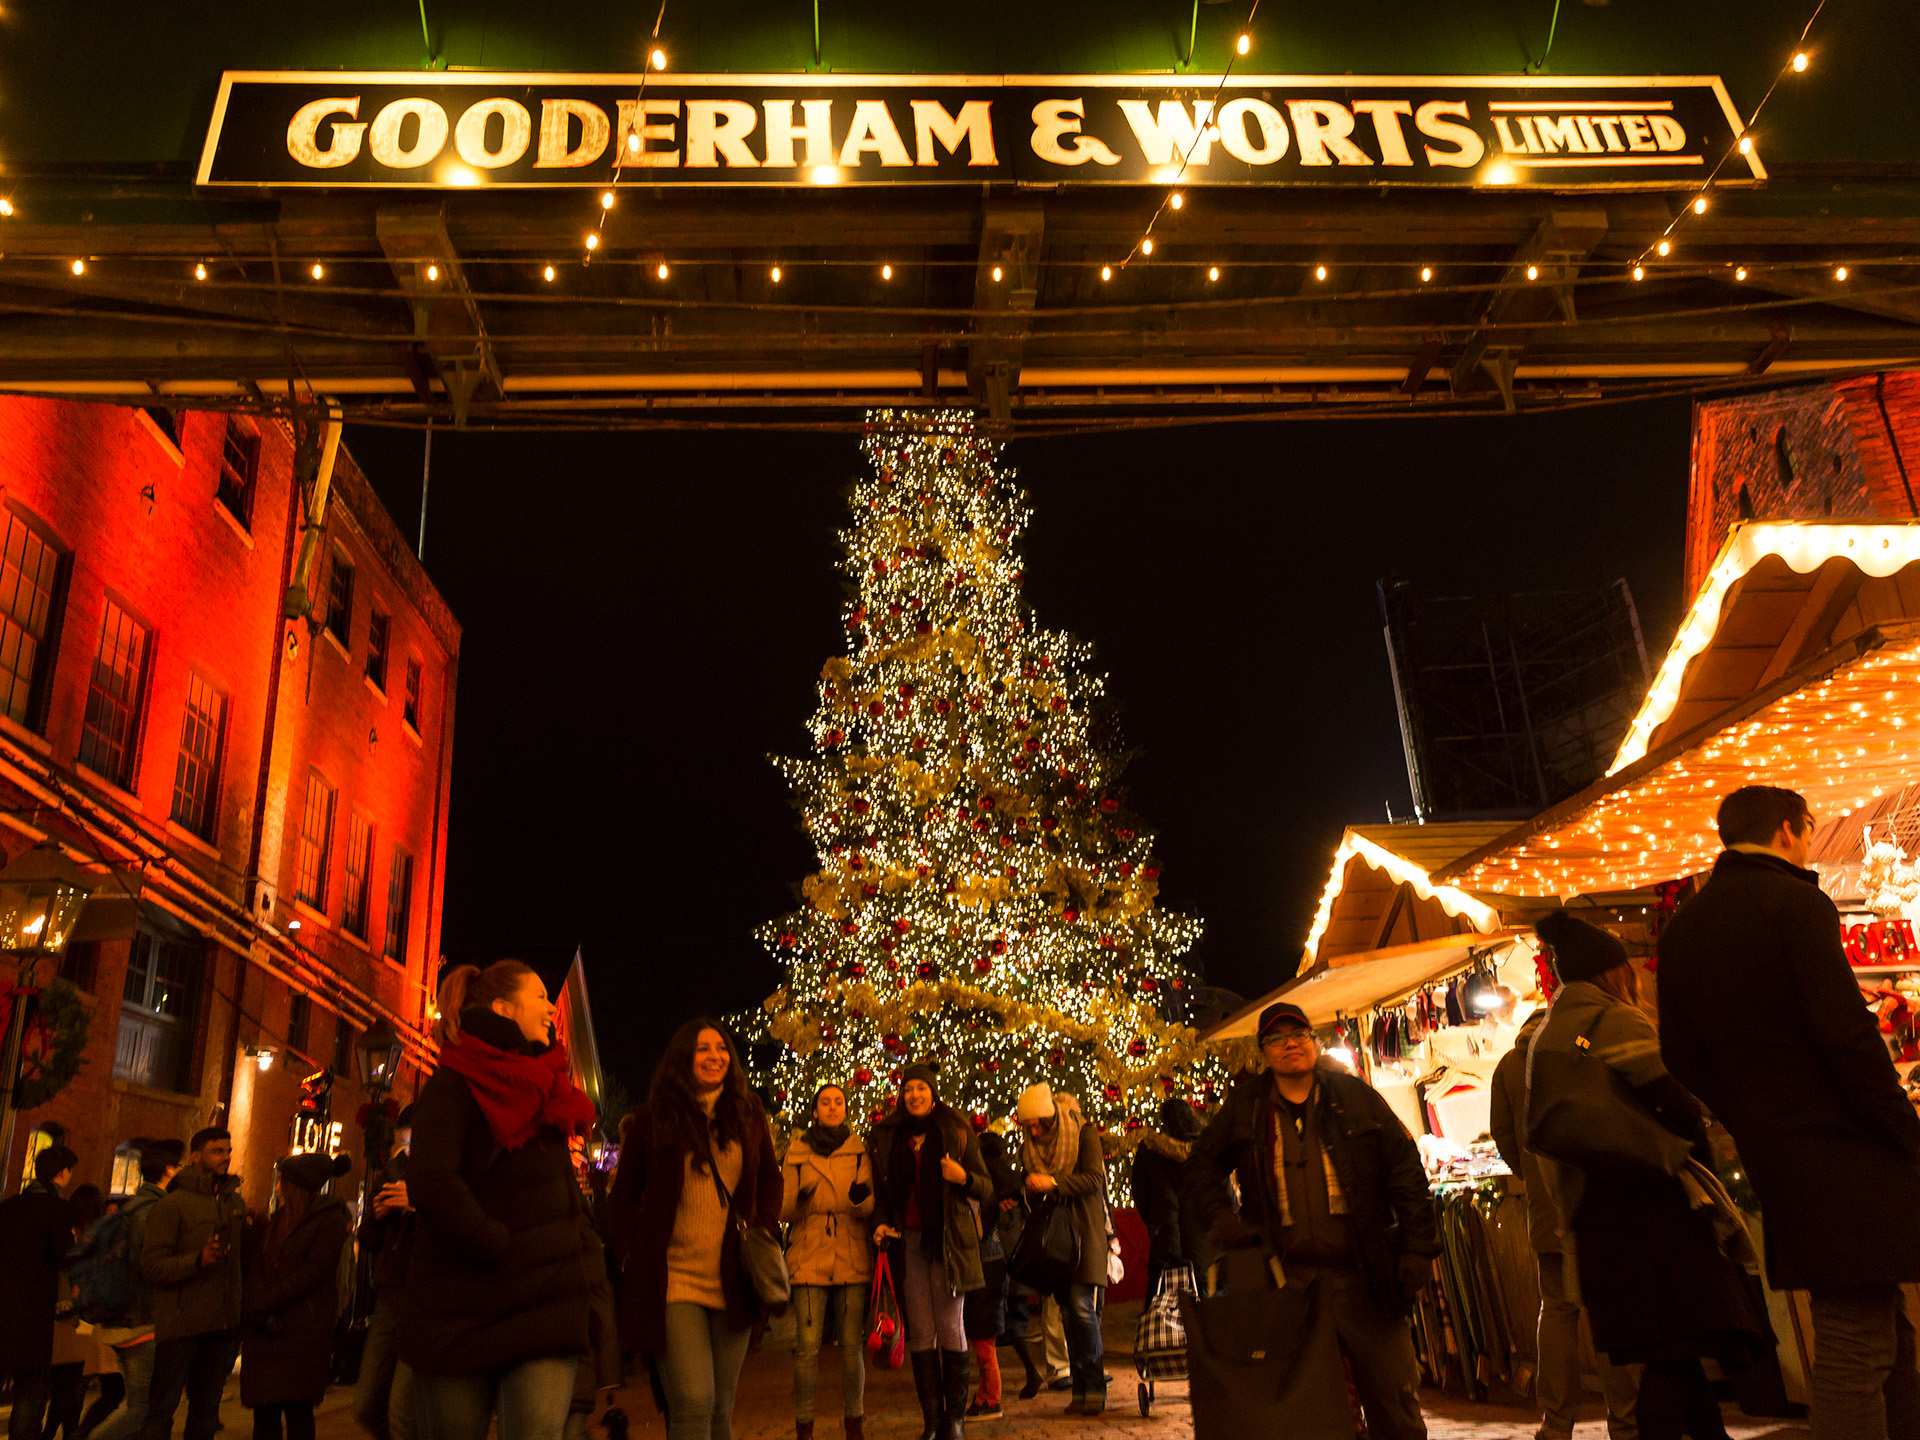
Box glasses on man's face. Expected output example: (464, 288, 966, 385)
(1263, 1030, 1314, 1048)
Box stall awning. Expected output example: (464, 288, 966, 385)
(1207, 930, 1531, 1040)
(1443, 622, 1920, 898)
(1301, 822, 1514, 969)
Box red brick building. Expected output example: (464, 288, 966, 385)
(0, 395, 457, 1203)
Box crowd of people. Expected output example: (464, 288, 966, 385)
(3, 783, 1918, 1440)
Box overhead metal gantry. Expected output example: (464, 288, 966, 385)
(1, 173, 1917, 431)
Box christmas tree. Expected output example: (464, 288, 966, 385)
(749, 409, 1234, 1149)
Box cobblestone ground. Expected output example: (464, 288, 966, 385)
(49, 1303, 1807, 1440)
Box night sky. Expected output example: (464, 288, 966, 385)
(345, 401, 1691, 1096)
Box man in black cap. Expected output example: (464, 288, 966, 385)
(1659, 785, 1920, 1440)
(1183, 1001, 1439, 1440)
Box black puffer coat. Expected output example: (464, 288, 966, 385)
(1659, 847, 1920, 1290)
(1183, 1064, 1440, 1316)
(0, 1182, 71, 1374)
(401, 1010, 591, 1375)
(240, 1197, 352, 1405)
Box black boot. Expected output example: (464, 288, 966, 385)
(940, 1349, 971, 1440)
(911, 1351, 942, 1440)
(1012, 1337, 1043, 1399)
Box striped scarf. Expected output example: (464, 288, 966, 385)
(1270, 1087, 1347, 1226)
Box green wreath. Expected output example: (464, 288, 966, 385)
(14, 978, 89, 1110)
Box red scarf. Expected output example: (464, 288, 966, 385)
(438, 1029, 596, 1150)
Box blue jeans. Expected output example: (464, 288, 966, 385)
(1051, 1284, 1105, 1397)
(661, 1304, 752, 1440)
(409, 1357, 577, 1440)
(91, 1342, 156, 1440)
(353, 1298, 416, 1440)
(790, 1284, 866, 1422)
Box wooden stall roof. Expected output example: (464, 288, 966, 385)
(1300, 821, 1513, 970)
(1610, 521, 1920, 774)
(1441, 621, 1920, 898)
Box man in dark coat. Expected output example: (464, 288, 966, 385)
(1659, 784, 1920, 1440)
(138, 1127, 247, 1440)
(1184, 1002, 1440, 1440)
(353, 1106, 415, 1440)
(0, 1142, 77, 1440)
(1130, 1096, 1201, 1302)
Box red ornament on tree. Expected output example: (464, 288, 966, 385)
(1128, 1036, 1149, 1057)
(854, 1066, 874, 1086)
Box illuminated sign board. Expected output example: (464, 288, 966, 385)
(197, 72, 1761, 190)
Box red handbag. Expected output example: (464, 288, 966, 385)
(865, 1251, 907, 1370)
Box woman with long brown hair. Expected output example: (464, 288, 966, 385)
(403, 960, 597, 1440)
(239, 1153, 353, 1440)
(613, 1018, 780, 1440)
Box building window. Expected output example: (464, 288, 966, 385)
(169, 672, 226, 839)
(366, 612, 390, 692)
(403, 658, 422, 732)
(115, 929, 201, 1093)
(78, 599, 151, 788)
(384, 849, 414, 963)
(342, 812, 374, 940)
(140, 407, 182, 453)
(109, 1140, 142, 1198)
(21, 1124, 65, 1189)
(0, 508, 66, 731)
(295, 769, 336, 910)
(324, 554, 354, 650)
(217, 424, 260, 529)
(287, 991, 311, 1057)
(331, 1018, 354, 1077)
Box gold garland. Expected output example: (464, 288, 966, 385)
(764, 977, 1257, 1095)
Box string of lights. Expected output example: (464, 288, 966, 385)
(582, 0, 671, 267)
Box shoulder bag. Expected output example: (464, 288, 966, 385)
(1525, 1009, 1695, 1176)
(712, 1164, 791, 1311)
(1010, 1194, 1082, 1293)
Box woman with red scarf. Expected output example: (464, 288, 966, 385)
(402, 960, 597, 1440)
(613, 1018, 780, 1440)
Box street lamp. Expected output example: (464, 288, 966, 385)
(353, 1020, 404, 1094)
(0, 843, 96, 1187)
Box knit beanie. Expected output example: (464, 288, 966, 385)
(901, 1062, 939, 1097)
(279, 1152, 352, 1192)
(1536, 908, 1630, 984)
(1015, 1082, 1056, 1122)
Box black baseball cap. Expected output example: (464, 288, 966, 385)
(1257, 1002, 1313, 1042)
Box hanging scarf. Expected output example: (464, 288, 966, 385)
(802, 1120, 852, 1157)
(1022, 1091, 1085, 1178)
(438, 1018, 596, 1150)
(887, 1105, 949, 1257)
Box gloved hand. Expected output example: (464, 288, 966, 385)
(847, 1180, 870, 1205)
(1397, 1254, 1435, 1297)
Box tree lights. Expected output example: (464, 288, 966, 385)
(742, 410, 1232, 1148)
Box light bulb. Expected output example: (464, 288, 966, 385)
(770, 264, 783, 283)
(1235, 31, 1251, 56)
(1313, 264, 1328, 282)
(627, 133, 641, 154)
(1140, 237, 1154, 256)
(649, 46, 668, 71)
(600, 190, 616, 210)
(1419, 266, 1433, 283)
(1206, 265, 1220, 282)
(0, 198, 13, 218)
(990, 264, 1003, 282)
(584, 232, 600, 251)
(543, 263, 557, 282)
(194, 262, 208, 282)
(1632, 264, 1646, 281)
(1692, 196, 1709, 215)
(1835, 265, 1850, 281)
(1791, 51, 1809, 72)
(1169, 191, 1184, 211)
(424, 263, 440, 282)
(1099, 264, 1113, 282)
(1525, 264, 1539, 281)
(1656, 239, 1671, 256)
(1737, 135, 1754, 155)
(1734, 266, 1748, 281)
(70, 258, 87, 276)
(309, 262, 325, 281)
(255, 1049, 274, 1073)
(881, 263, 893, 281)
(656, 261, 670, 280)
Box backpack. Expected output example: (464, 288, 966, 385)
(70, 1207, 140, 1325)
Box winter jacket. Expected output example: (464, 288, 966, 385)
(361, 1150, 414, 1298)
(1488, 1010, 1560, 1255)
(781, 1134, 875, 1287)
(141, 1167, 246, 1342)
(401, 1009, 592, 1375)
(868, 1108, 994, 1294)
(0, 1181, 72, 1374)
(1183, 1063, 1440, 1316)
(108, 1183, 169, 1334)
(571, 1218, 621, 1415)
(240, 1197, 352, 1406)
(612, 1099, 782, 1356)
(1130, 1132, 1192, 1267)
(1529, 980, 1764, 1366)
(1659, 847, 1920, 1291)
(1028, 1122, 1112, 1290)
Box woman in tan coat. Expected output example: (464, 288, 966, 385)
(783, 1084, 875, 1440)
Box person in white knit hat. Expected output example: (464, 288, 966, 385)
(1012, 1084, 1111, 1415)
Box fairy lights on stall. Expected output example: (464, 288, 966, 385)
(1301, 831, 1502, 967)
